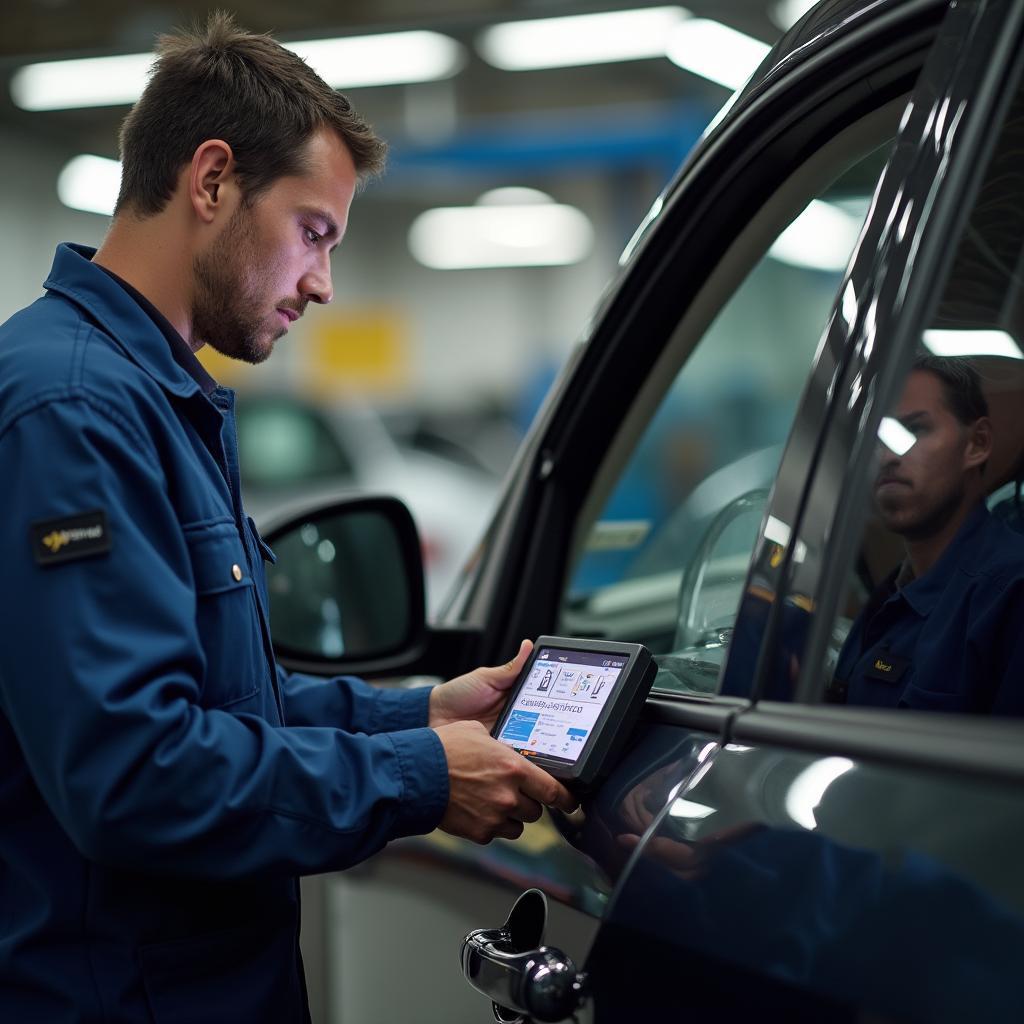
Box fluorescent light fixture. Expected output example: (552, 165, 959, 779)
(12, 52, 154, 111)
(771, 0, 818, 30)
(409, 190, 594, 269)
(57, 154, 121, 216)
(764, 514, 792, 547)
(669, 798, 716, 819)
(923, 329, 1024, 359)
(666, 18, 772, 90)
(13, 31, 463, 111)
(877, 416, 916, 457)
(769, 199, 863, 272)
(785, 757, 854, 830)
(477, 186, 553, 205)
(478, 6, 689, 71)
(288, 31, 464, 89)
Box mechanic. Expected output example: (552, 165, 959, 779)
(0, 14, 575, 1022)
(829, 354, 1024, 713)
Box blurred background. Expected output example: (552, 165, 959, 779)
(0, 0, 815, 611)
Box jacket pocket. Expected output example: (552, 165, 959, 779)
(138, 918, 304, 1024)
(184, 521, 263, 711)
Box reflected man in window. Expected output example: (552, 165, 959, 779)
(830, 355, 1024, 713)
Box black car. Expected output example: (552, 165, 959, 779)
(263, 0, 1024, 1019)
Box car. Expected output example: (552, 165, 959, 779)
(259, 0, 1024, 1020)
(234, 391, 499, 613)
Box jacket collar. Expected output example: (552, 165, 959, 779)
(899, 502, 990, 617)
(43, 242, 201, 400)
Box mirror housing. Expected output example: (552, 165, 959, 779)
(261, 495, 429, 676)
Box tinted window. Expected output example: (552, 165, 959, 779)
(811, 71, 1024, 715)
(557, 138, 895, 695)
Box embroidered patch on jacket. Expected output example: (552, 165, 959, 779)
(864, 652, 910, 683)
(31, 510, 111, 566)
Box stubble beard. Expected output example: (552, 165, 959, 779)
(191, 205, 276, 365)
(877, 477, 967, 542)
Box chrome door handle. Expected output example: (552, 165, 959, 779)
(460, 889, 587, 1023)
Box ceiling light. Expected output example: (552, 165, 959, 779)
(666, 18, 772, 90)
(12, 53, 154, 111)
(477, 187, 554, 205)
(785, 757, 854, 830)
(771, 0, 818, 30)
(12, 31, 463, 111)
(768, 199, 863, 272)
(923, 329, 1023, 359)
(877, 417, 916, 457)
(409, 191, 593, 269)
(668, 798, 716, 819)
(287, 31, 464, 89)
(478, 6, 689, 71)
(57, 155, 121, 216)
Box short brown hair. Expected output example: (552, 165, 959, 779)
(115, 11, 387, 217)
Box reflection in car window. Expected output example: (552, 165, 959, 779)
(822, 76, 1024, 715)
(557, 143, 894, 695)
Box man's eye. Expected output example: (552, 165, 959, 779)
(304, 228, 322, 245)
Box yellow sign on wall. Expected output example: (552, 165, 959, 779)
(301, 308, 409, 398)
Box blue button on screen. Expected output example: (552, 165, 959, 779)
(501, 710, 539, 743)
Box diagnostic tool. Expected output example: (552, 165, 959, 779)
(492, 636, 656, 790)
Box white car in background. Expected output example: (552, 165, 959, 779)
(234, 392, 499, 613)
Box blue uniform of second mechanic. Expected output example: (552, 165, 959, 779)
(831, 504, 1024, 714)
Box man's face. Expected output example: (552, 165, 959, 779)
(875, 369, 985, 540)
(192, 128, 357, 363)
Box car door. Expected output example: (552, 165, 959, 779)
(288, 4, 963, 1022)
(583, 0, 1024, 1020)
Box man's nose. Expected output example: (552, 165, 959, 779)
(878, 444, 900, 469)
(301, 253, 334, 305)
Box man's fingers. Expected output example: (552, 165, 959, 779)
(514, 795, 544, 824)
(502, 638, 532, 672)
(518, 761, 578, 812)
(494, 820, 525, 842)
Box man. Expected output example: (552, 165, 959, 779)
(830, 354, 1024, 713)
(0, 15, 574, 1022)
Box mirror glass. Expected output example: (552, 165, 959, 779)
(267, 509, 414, 660)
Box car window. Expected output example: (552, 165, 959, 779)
(556, 137, 895, 695)
(807, 69, 1024, 716)
(236, 397, 355, 490)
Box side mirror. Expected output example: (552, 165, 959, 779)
(261, 496, 427, 673)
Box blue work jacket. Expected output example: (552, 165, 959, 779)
(0, 244, 449, 1023)
(832, 504, 1024, 714)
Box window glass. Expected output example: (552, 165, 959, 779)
(557, 142, 894, 695)
(236, 397, 355, 490)
(819, 75, 1024, 716)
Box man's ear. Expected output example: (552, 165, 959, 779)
(965, 416, 993, 472)
(188, 140, 235, 224)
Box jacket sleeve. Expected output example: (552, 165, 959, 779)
(0, 394, 449, 880)
(985, 576, 1024, 715)
(278, 666, 434, 732)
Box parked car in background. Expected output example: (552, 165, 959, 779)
(235, 392, 499, 612)
(261, 0, 1024, 1019)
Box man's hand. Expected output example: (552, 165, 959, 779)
(434, 720, 577, 844)
(428, 639, 533, 731)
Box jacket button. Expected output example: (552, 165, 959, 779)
(231, 564, 243, 582)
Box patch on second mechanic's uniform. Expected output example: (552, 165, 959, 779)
(31, 509, 111, 566)
(864, 652, 909, 683)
